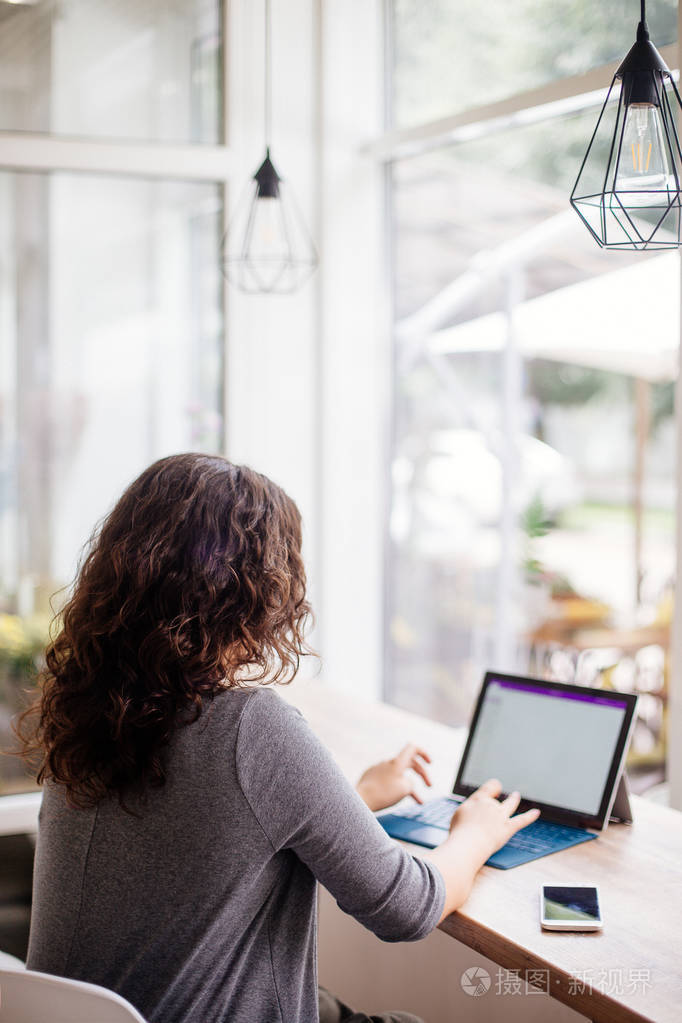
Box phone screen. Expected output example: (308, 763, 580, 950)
(542, 886, 601, 923)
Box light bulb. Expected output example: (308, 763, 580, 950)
(615, 102, 676, 206)
(241, 195, 291, 291)
(250, 197, 283, 249)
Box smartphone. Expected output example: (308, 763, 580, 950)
(540, 884, 602, 931)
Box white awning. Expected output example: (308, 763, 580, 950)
(428, 253, 680, 381)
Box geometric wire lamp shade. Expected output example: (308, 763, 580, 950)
(570, 2, 682, 251)
(220, 0, 318, 293)
(221, 148, 318, 294)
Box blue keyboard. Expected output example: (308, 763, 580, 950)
(378, 797, 597, 869)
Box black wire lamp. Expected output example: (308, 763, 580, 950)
(571, 0, 682, 250)
(221, 0, 318, 293)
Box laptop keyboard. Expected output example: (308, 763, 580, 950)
(404, 797, 463, 828)
(402, 797, 588, 854)
(499, 819, 587, 853)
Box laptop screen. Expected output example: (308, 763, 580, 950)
(455, 674, 636, 827)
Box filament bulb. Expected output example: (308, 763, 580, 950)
(615, 102, 676, 206)
(241, 196, 291, 290)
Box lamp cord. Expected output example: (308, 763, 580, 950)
(264, 0, 272, 150)
(641, 0, 646, 26)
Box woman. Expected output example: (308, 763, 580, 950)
(20, 454, 538, 1023)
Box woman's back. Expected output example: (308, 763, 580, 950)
(21, 454, 538, 1023)
(27, 686, 444, 1023)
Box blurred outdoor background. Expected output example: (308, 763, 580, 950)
(384, 0, 679, 795)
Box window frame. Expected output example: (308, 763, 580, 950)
(0, 0, 232, 826)
(0, 0, 232, 447)
(379, 0, 682, 810)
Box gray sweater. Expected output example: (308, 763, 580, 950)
(26, 686, 445, 1023)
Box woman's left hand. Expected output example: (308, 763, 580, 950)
(355, 744, 433, 812)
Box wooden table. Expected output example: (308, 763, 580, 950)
(284, 678, 682, 1023)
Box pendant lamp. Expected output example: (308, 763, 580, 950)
(571, 0, 682, 250)
(221, 0, 318, 293)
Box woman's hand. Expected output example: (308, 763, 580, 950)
(422, 778, 541, 923)
(356, 744, 433, 812)
(448, 778, 541, 864)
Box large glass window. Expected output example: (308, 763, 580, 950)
(0, 0, 221, 142)
(392, 0, 677, 129)
(387, 2, 678, 793)
(0, 172, 223, 793)
(0, 4, 225, 796)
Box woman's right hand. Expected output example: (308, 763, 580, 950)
(422, 777, 541, 922)
(448, 778, 540, 862)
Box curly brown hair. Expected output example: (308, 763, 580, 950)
(16, 453, 312, 810)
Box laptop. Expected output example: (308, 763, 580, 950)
(377, 671, 638, 869)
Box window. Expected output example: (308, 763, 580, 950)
(0, 1, 226, 795)
(0, 0, 221, 142)
(386, 1, 678, 791)
(391, 0, 677, 128)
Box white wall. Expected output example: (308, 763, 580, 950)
(318, 887, 586, 1023)
(225, 0, 386, 697)
(316, 0, 386, 697)
(225, 0, 320, 649)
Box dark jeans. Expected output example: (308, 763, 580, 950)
(318, 986, 424, 1023)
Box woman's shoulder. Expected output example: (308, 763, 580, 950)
(209, 683, 302, 732)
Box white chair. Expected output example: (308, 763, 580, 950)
(0, 955, 24, 971)
(0, 968, 147, 1022)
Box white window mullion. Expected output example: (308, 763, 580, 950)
(0, 132, 233, 183)
(221, 0, 231, 457)
(364, 44, 678, 163)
